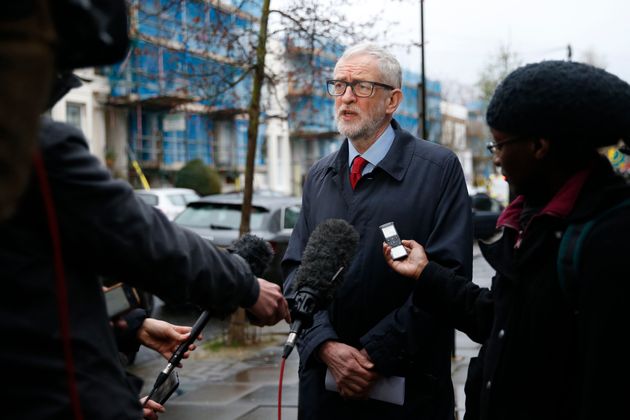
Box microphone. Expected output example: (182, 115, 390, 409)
(229, 233, 274, 277)
(282, 219, 359, 358)
(144, 233, 273, 405)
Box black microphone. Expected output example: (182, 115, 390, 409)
(282, 219, 359, 358)
(229, 233, 274, 278)
(144, 233, 273, 405)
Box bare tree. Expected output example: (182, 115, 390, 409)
(121, 0, 388, 344)
(231, 0, 381, 344)
(580, 48, 607, 68)
(476, 43, 521, 103)
(440, 79, 477, 105)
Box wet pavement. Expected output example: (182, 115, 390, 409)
(129, 244, 492, 419)
(130, 323, 300, 419)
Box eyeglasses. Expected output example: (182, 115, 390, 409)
(326, 79, 395, 98)
(486, 136, 529, 154)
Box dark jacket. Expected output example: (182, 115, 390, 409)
(413, 157, 630, 420)
(0, 118, 259, 419)
(282, 120, 472, 419)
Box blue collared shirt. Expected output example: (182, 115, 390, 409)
(348, 124, 395, 176)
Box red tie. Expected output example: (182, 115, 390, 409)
(350, 156, 368, 190)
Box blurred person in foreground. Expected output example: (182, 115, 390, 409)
(0, 0, 55, 221)
(282, 42, 472, 419)
(384, 60, 630, 420)
(0, 69, 289, 420)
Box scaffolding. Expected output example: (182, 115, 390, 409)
(105, 0, 260, 171)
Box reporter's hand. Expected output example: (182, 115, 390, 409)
(246, 278, 291, 326)
(137, 318, 201, 363)
(319, 341, 380, 399)
(383, 239, 428, 280)
(139, 396, 165, 419)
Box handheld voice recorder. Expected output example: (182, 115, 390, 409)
(104, 282, 140, 318)
(151, 370, 179, 405)
(379, 222, 408, 260)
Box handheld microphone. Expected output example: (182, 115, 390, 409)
(282, 219, 359, 358)
(229, 233, 274, 278)
(144, 233, 273, 405)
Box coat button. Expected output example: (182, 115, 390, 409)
(486, 380, 492, 390)
(498, 329, 505, 339)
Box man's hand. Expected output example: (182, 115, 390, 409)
(137, 318, 201, 364)
(383, 239, 428, 280)
(319, 341, 380, 399)
(246, 278, 291, 326)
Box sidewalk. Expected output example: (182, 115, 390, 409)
(130, 322, 300, 419)
(129, 247, 488, 419)
(130, 325, 480, 420)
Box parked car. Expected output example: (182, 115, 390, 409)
(174, 192, 302, 285)
(135, 188, 200, 221)
(471, 193, 505, 240)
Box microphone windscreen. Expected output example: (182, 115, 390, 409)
(294, 219, 359, 302)
(231, 234, 274, 277)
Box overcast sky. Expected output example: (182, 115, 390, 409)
(344, 0, 629, 90)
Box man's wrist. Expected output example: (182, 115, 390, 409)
(317, 340, 336, 363)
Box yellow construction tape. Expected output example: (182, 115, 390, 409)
(131, 159, 151, 191)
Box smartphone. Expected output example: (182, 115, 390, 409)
(151, 371, 179, 405)
(379, 222, 408, 260)
(104, 283, 140, 318)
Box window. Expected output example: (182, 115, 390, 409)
(66, 102, 84, 131)
(167, 194, 186, 206)
(136, 193, 158, 206)
(176, 204, 267, 230)
(183, 193, 200, 203)
(283, 205, 301, 229)
(214, 120, 236, 167)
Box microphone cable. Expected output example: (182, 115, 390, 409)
(277, 355, 287, 420)
(33, 151, 84, 420)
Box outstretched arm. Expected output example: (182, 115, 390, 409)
(136, 318, 200, 362)
(383, 239, 493, 343)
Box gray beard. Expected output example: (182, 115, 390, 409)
(337, 117, 381, 141)
(336, 107, 387, 142)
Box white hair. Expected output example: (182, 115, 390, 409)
(336, 42, 402, 88)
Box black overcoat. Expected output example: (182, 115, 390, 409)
(0, 118, 259, 419)
(283, 120, 473, 419)
(413, 157, 630, 420)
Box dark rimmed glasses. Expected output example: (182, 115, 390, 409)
(326, 79, 395, 98)
(486, 136, 529, 154)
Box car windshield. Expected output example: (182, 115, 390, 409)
(183, 193, 199, 203)
(175, 203, 268, 230)
(167, 194, 186, 206)
(136, 193, 158, 206)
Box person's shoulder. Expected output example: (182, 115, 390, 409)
(408, 135, 459, 167)
(39, 116, 88, 149)
(394, 123, 457, 162)
(308, 149, 339, 176)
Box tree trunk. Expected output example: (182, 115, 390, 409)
(227, 0, 271, 346)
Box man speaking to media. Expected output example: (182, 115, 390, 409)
(282, 42, 472, 419)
